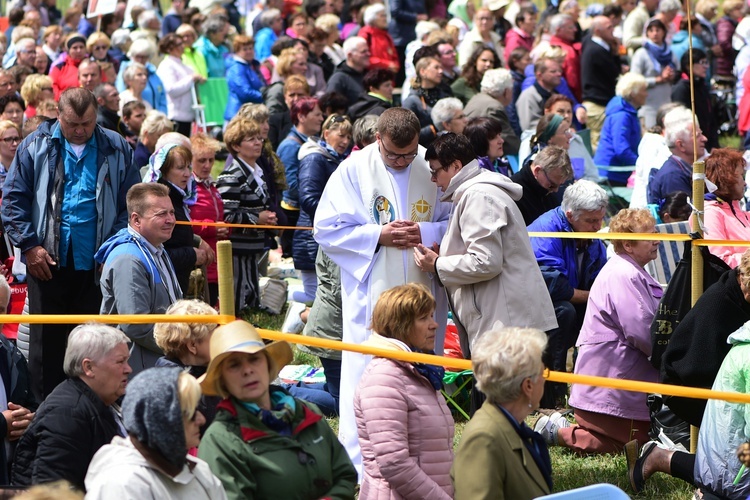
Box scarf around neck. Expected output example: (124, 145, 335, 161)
(240, 387, 297, 436)
(643, 40, 674, 73)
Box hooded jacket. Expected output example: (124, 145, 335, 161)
(95, 227, 180, 374)
(695, 321, 750, 499)
(355, 333, 454, 499)
(348, 93, 391, 122)
(327, 63, 366, 108)
(434, 161, 557, 357)
(292, 139, 343, 271)
(224, 55, 265, 121)
(593, 95, 640, 184)
(49, 53, 83, 100)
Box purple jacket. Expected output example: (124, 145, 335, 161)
(568, 253, 663, 421)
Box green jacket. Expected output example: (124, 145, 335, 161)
(450, 77, 478, 105)
(198, 392, 357, 500)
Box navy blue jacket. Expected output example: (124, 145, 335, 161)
(292, 139, 344, 271)
(647, 155, 692, 205)
(387, 0, 426, 47)
(593, 95, 641, 184)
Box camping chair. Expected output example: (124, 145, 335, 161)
(646, 221, 691, 288)
(597, 165, 635, 206)
(442, 370, 474, 420)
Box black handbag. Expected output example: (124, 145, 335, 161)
(650, 239, 731, 370)
(648, 394, 690, 449)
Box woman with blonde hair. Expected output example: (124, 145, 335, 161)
(292, 114, 352, 304)
(263, 48, 310, 113)
(87, 31, 119, 72)
(355, 284, 454, 498)
(453, 326, 552, 498)
(85, 368, 227, 498)
(19, 74, 53, 119)
(403, 56, 452, 127)
(198, 320, 357, 499)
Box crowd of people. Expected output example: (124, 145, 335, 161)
(0, 0, 748, 497)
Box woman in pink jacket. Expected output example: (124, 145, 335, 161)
(703, 148, 750, 269)
(354, 284, 454, 499)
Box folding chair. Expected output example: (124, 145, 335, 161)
(442, 370, 474, 421)
(647, 221, 691, 288)
(537, 483, 631, 499)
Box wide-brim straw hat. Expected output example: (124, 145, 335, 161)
(199, 320, 293, 396)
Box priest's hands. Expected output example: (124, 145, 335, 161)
(378, 220, 422, 249)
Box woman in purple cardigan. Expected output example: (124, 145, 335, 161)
(535, 208, 663, 454)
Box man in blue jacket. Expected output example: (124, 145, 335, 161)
(1, 88, 140, 400)
(528, 180, 609, 408)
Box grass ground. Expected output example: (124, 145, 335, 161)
(246, 306, 697, 499)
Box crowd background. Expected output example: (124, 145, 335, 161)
(0, 0, 746, 498)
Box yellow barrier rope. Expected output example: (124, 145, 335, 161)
(175, 220, 313, 230)
(0, 314, 236, 324)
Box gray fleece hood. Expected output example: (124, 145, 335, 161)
(440, 160, 523, 203)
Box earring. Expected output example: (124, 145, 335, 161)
(528, 403, 532, 409)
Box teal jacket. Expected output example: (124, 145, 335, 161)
(198, 392, 357, 500)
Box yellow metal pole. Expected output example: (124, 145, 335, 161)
(216, 240, 235, 318)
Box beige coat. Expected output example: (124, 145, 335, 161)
(435, 161, 557, 357)
(452, 402, 551, 499)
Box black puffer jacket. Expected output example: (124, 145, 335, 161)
(12, 378, 122, 490)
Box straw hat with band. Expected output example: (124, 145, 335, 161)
(199, 320, 293, 397)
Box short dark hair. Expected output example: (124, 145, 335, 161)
(515, 6, 536, 26)
(122, 100, 146, 119)
(660, 191, 691, 221)
(425, 133, 476, 168)
(681, 48, 707, 75)
(305, 0, 326, 18)
(508, 47, 529, 72)
(158, 33, 182, 54)
(464, 116, 503, 157)
(127, 182, 170, 216)
(377, 108, 421, 147)
(602, 4, 623, 18)
(59, 87, 97, 116)
(0, 94, 25, 114)
(270, 36, 298, 57)
(318, 91, 348, 116)
(363, 68, 394, 91)
(412, 44, 439, 67)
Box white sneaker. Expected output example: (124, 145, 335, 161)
(533, 411, 572, 446)
(281, 301, 306, 333)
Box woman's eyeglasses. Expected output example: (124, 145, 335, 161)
(1, 136, 21, 144)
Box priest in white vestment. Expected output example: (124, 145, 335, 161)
(314, 109, 451, 477)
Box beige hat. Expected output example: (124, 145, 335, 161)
(199, 320, 293, 396)
(486, 0, 511, 11)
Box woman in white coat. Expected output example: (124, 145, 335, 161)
(156, 33, 206, 136)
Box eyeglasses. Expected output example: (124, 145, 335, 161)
(698, 60, 709, 66)
(447, 113, 465, 122)
(380, 141, 418, 162)
(41, 86, 53, 91)
(93, 45, 108, 50)
(429, 166, 447, 179)
(540, 168, 561, 191)
(1, 136, 20, 144)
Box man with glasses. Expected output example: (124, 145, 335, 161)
(314, 108, 450, 474)
(95, 183, 181, 375)
(511, 145, 573, 225)
(1, 88, 140, 400)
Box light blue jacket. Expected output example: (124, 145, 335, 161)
(115, 60, 168, 114)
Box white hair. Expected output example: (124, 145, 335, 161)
(363, 3, 386, 26)
(658, 0, 681, 12)
(480, 68, 514, 96)
(0, 275, 9, 309)
(664, 106, 695, 148)
(472, 327, 547, 405)
(561, 179, 609, 216)
(111, 28, 131, 48)
(431, 97, 464, 131)
(64, 324, 130, 378)
(15, 37, 35, 51)
(343, 36, 368, 57)
(127, 38, 156, 59)
(155, 132, 191, 150)
(615, 72, 647, 100)
(415, 20, 440, 40)
(548, 13, 573, 35)
(137, 10, 160, 30)
(123, 62, 147, 84)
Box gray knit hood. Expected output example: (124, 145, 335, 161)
(122, 367, 187, 471)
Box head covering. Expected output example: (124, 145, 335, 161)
(486, 0, 511, 11)
(447, 0, 475, 28)
(66, 35, 86, 50)
(537, 113, 564, 144)
(122, 367, 187, 471)
(143, 143, 198, 205)
(199, 320, 293, 397)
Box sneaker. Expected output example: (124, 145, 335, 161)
(281, 301, 306, 333)
(533, 411, 571, 446)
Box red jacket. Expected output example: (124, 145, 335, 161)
(49, 54, 83, 100)
(359, 25, 399, 73)
(549, 35, 582, 101)
(504, 27, 534, 63)
(191, 178, 225, 283)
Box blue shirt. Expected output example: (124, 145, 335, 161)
(54, 125, 98, 270)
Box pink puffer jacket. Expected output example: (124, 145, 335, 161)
(354, 335, 454, 500)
